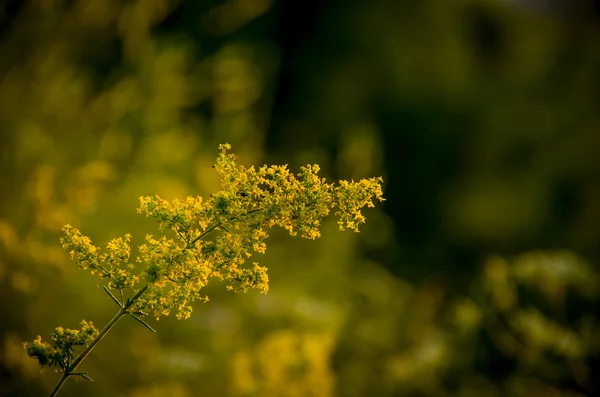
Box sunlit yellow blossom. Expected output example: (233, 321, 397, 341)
(62, 144, 383, 320)
(25, 144, 384, 374)
(133, 144, 383, 319)
(24, 321, 99, 370)
(61, 145, 384, 321)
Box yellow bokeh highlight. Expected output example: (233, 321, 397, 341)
(230, 329, 336, 397)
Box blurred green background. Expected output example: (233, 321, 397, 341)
(1, 0, 600, 396)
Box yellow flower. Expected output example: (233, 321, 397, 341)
(57, 144, 384, 321)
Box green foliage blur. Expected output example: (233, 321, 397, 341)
(1, 0, 600, 396)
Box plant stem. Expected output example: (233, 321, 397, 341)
(187, 208, 262, 247)
(189, 222, 222, 247)
(48, 284, 149, 397)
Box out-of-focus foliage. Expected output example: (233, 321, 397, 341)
(2, 0, 600, 396)
(229, 329, 336, 397)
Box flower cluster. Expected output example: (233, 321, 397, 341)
(32, 144, 384, 327)
(24, 321, 99, 370)
(61, 225, 138, 290)
(133, 144, 384, 319)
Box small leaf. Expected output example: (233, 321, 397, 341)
(103, 286, 123, 308)
(219, 224, 231, 233)
(71, 371, 94, 381)
(130, 314, 156, 333)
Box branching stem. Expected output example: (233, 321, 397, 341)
(188, 222, 222, 247)
(49, 215, 228, 396)
(48, 285, 148, 397)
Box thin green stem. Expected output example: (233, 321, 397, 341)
(188, 222, 222, 247)
(103, 286, 123, 308)
(49, 214, 227, 396)
(48, 285, 149, 397)
(187, 208, 262, 248)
